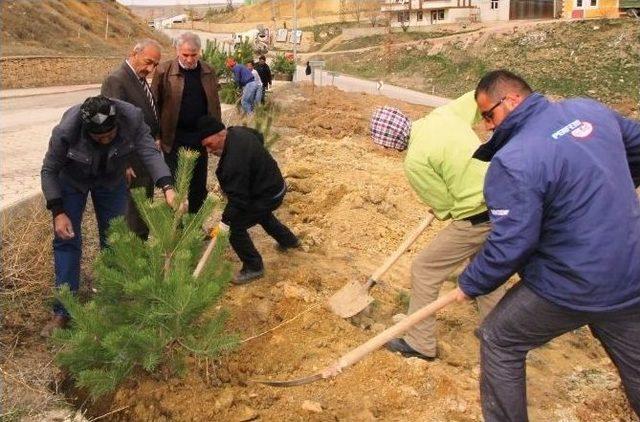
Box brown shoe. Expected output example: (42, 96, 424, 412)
(40, 315, 70, 338)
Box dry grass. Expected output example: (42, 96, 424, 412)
(1, 196, 100, 420)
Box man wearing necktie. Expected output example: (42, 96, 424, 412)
(101, 39, 162, 239)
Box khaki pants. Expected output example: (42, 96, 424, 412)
(404, 219, 506, 357)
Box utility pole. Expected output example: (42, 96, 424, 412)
(292, 0, 298, 81)
(105, 9, 109, 40)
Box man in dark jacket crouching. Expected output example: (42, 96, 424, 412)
(40, 95, 175, 336)
(198, 115, 299, 284)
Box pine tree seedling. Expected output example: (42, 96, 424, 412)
(53, 149, 237, 399)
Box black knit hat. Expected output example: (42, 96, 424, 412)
(197, 115, 226, 139)
(80, 95, 117, 134)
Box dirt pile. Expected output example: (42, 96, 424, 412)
(99, 85, 637, 421)
(1, 0, 170, 57)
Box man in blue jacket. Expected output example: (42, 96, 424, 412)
(454, 70, 640, 420)
(226, 57, 259, 114)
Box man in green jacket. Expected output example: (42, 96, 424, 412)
(383, 92, 506, 360)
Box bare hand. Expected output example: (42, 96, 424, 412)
(125, 167, 136, 186)
(454, 286, 471, 303)
(54, 213, 75, 240)
(155, 138, 162, 151)
(164, 188, 176, 208)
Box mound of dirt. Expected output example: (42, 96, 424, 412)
(100, 85, 637, 421)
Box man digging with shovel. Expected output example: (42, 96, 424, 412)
(373, 93, 506, 360)
(198, 115, 300, 284)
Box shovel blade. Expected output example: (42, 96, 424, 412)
(328, 280, 375, 318)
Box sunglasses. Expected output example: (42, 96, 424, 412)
(481, 97, 506, 122)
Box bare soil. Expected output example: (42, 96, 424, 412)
(104, 85, 635, 421)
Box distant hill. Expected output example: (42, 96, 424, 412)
(1, 0, 171, 57)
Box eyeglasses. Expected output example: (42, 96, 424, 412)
(481, 97, 506, 122)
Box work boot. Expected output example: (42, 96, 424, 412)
(385, 338, 436, 361)
(275, 239, 301, 253)
(40, 315, 70, 338)
(232, 267, 265, 285)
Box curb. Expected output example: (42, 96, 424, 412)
(0, 84, 101, 100)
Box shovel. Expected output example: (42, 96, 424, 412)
(328, 213, 435, 318)
(193, 223, 229, 278)
(254, 288, 458, 387)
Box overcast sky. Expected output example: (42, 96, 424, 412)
(116, 0, 243, 5)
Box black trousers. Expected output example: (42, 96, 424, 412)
(478, 282, 640, 421)
(125, 155, 154, 240)
(227, 205, 298, 271)
(165, 144, 208, 214)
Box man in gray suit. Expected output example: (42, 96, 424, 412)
(101, 39, 162, 239)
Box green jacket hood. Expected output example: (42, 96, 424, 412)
(434, 91, 480, 125)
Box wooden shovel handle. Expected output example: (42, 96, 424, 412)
(369, 213, 435, 283)
(193, 224, 229, 278)
(324, 289, 458, 377)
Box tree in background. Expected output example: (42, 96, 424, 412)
(53, 150, 235, 399)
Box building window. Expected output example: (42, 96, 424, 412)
(417, 11, 424, 20)
(576, 0, 583, 6)
(438, 9, 445, 19)
(590, 0, 597, 5)
(398, 11, 410, 22)
(491, 0, 499, 9)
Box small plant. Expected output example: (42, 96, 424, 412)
(271, 53, 296, 79)
(396, 290, 411, 313)
(53, 150, 236, 399)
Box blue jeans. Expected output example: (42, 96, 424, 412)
(241, 81, 259, 114)
(253, 84, 263, 106)
(53, 180, 127, 315)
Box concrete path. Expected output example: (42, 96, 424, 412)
(0, 85, 101, 211)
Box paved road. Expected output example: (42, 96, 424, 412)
(0, 85, 100, 210)
(0, 60, 448, 211)
(294, 65, 450, 107)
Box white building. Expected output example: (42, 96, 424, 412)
(151, 14, 188, 30)
(381, 0, 508, 27)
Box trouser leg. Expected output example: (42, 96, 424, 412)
(125, 173, 154, 240)
(52, 183, 88, 316)
(589, 303, 640, 416)
(259, 212, 298, 247)
(404, 220, 491, 357)
(165, 144, 208, 214)
(91, 182, 128, 249)
(254, 85, 263, 106)
(229, 225, 263, 271)
(479, 283, 588, 422)
(188, 147, 208, 214)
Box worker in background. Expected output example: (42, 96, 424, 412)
(226, 57, 259, 114)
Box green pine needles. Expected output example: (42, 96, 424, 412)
(53, 149, 236, 399)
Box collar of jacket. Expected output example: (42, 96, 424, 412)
(473, 92, 548, 162)
(168, 59, 211, 76)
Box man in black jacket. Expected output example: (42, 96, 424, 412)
(101, 39, 162, 239)
(198, 115, 299, 284)
(254, 55, 272, 104)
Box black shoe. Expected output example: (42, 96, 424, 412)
(232, 267, 265, 285)
(385, 338, 436, 361)
(275, 240, 301, 253)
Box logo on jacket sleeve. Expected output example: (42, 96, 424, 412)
(551, 120, 594, 140)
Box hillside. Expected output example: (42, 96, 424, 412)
(209, 0, 379, 25)
(1, 0, 170, 57)
(324, 18, 640, 117)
